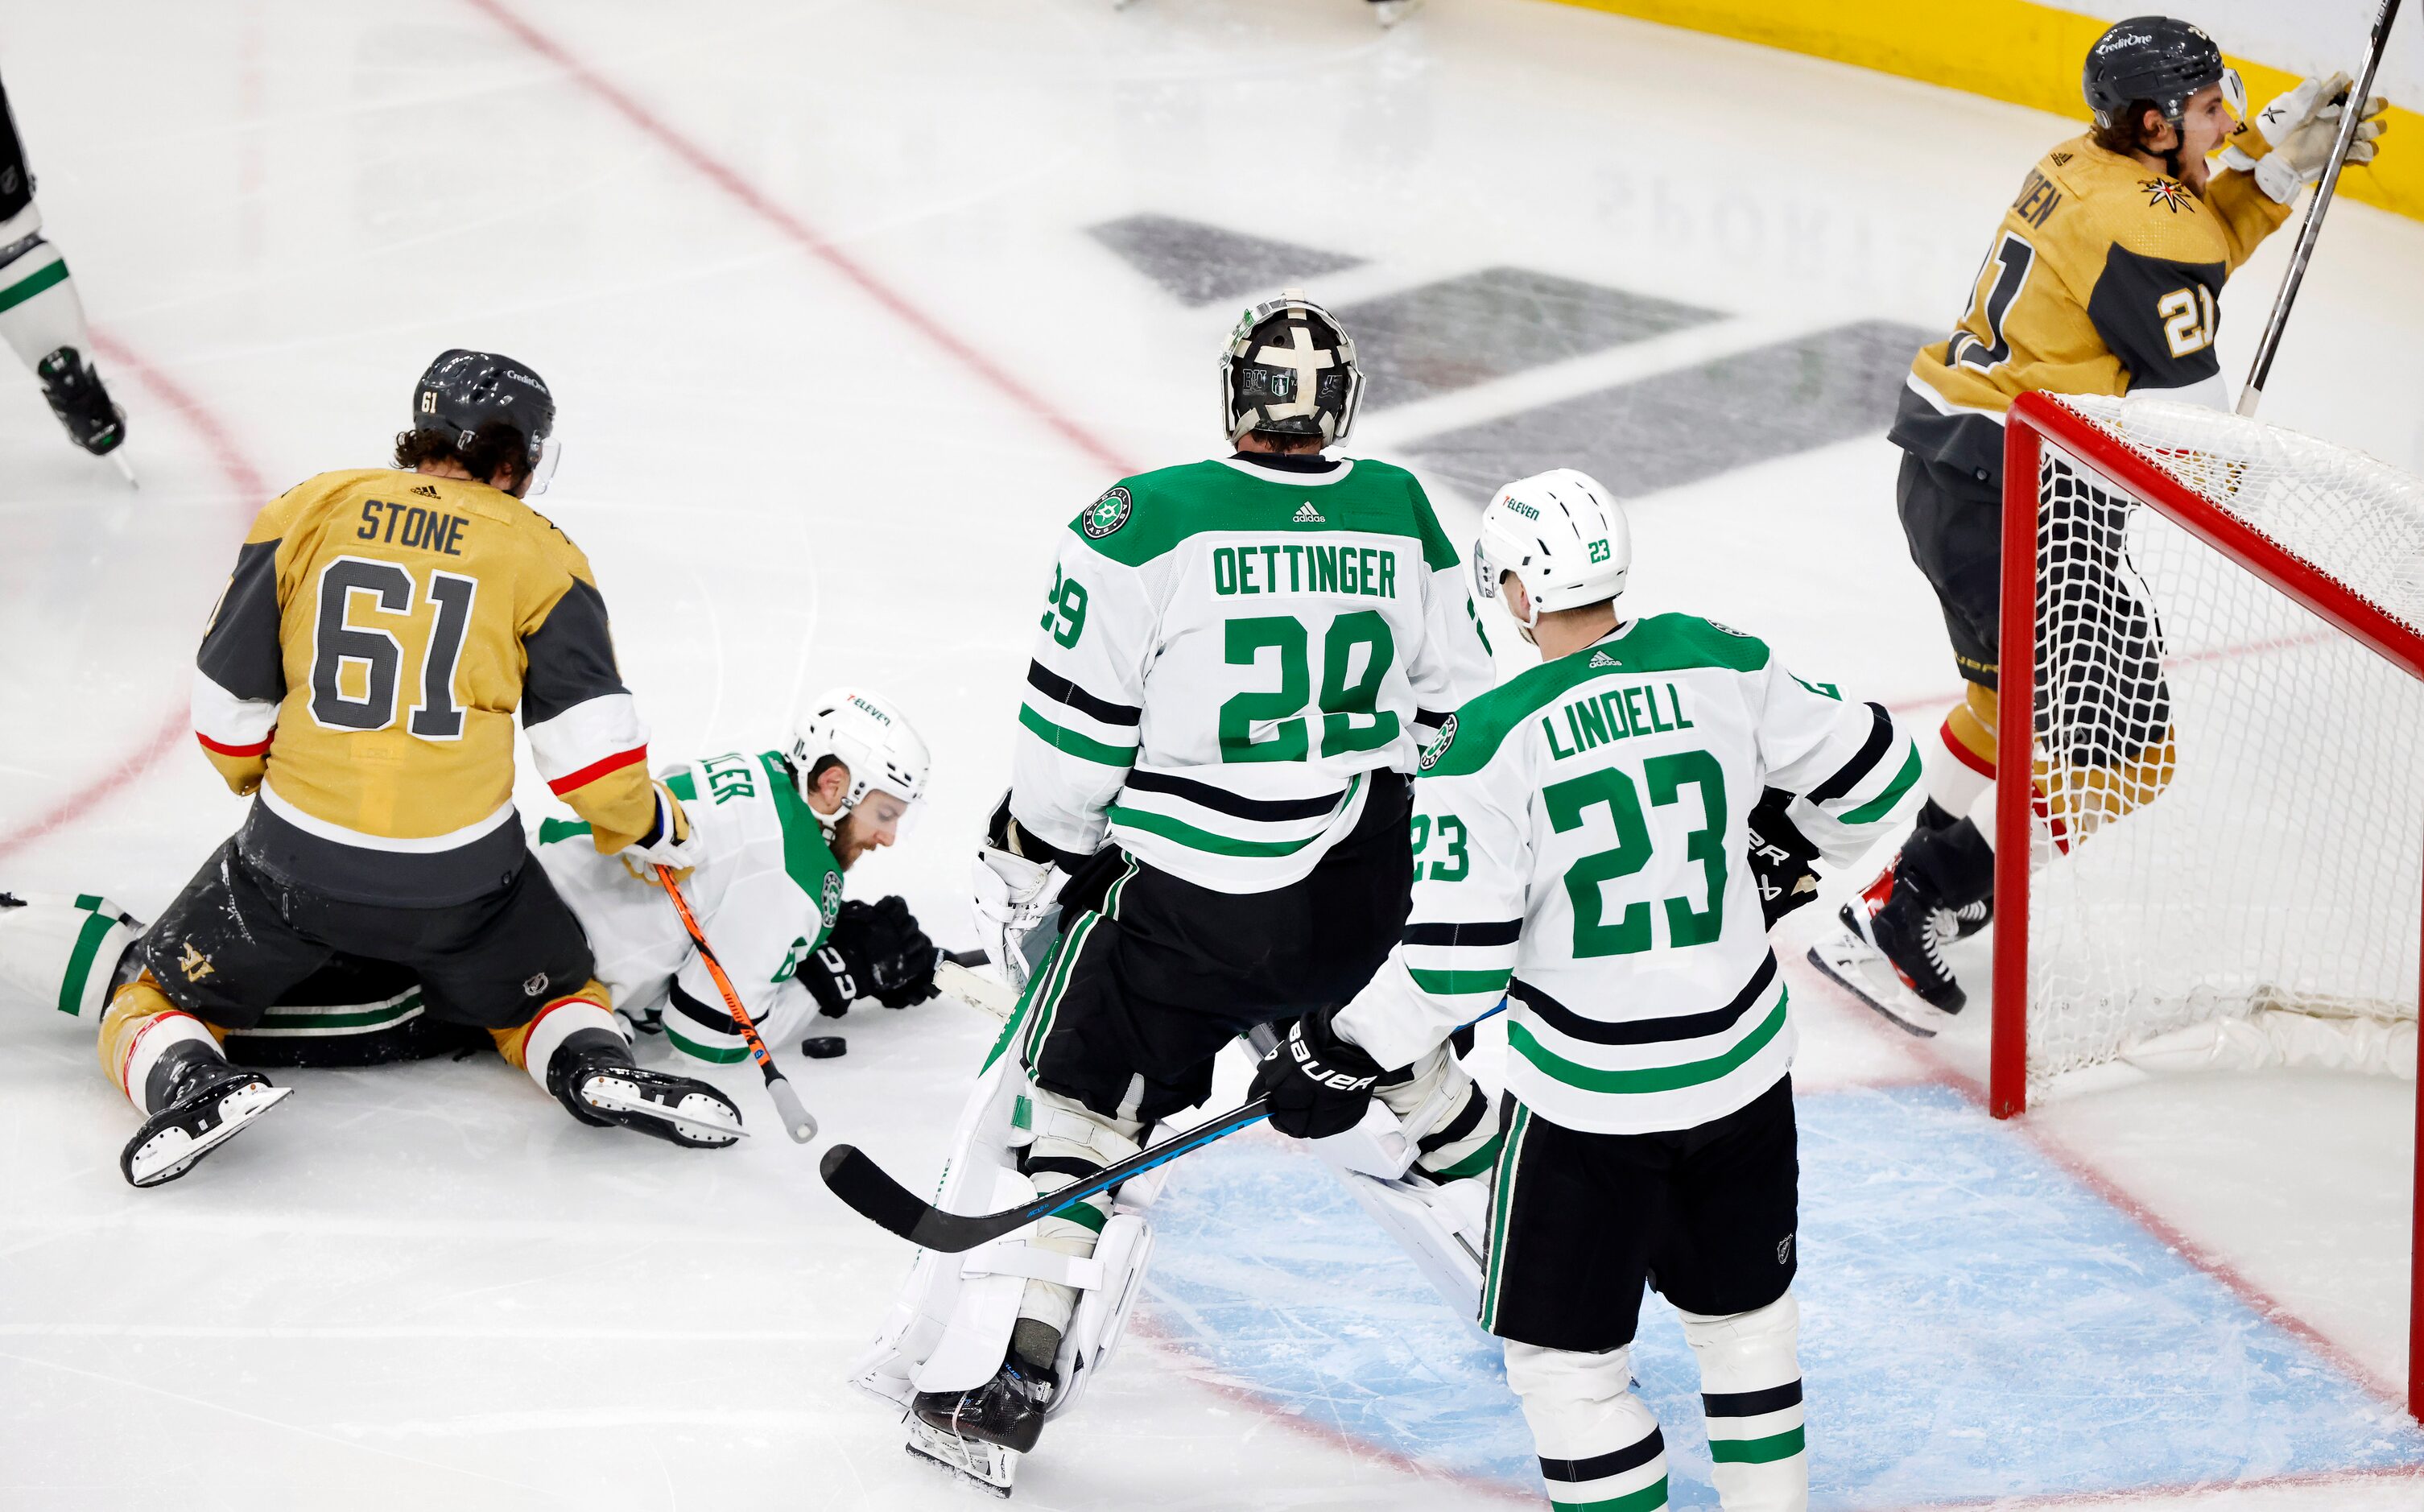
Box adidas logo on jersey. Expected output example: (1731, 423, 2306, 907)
(1589, 651, 1622, 668)
(411, 484, 440, 498)
(1292, 502, 1325, 523)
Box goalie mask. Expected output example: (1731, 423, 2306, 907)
(1220, 290, 1364, 448)
(790, 688, 932, 820)
(1472, 469, 1630, 642)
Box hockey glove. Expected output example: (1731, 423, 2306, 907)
(799, 896, 939, 1017)
(2231, 72, 2389, 204)
(972, 791, 1078, 988)
(1250, 1004, 1385, 1141)
(626, 783, 701, 873)
(1746, 786, 1822, 928)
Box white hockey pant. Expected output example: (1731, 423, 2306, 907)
(1014, 1086, 1143, 1353)
(1506, 1291, 1805, 1512)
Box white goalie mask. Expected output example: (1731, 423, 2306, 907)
(790, 688, 932, 818)
(1472, 469, 1631, 641)
(1220, 289, 1365, 448)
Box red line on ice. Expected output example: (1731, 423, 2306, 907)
(0, 330, 266, 864)
(461, 0, 1135, 482)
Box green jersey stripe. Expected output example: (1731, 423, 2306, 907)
(1019, 704, 1138, 767)
(1708, 1426, 1806, 1464)
(1108, 804, 1333, 858)
(537, 817, 593, 845)
(1409, 966, 1514, 996)
(1480, 1104, 1532, 1329)
(1836, 744, 1921, 824)
(1509, 991, 1789, 1095)
(1551, 1479, 1670, 1512)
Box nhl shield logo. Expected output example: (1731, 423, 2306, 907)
(821, 871, 844, 931)
(522, 971, 551, 998)
(1418, 714, 1456, 771)
(1081, 487, 1133, 539)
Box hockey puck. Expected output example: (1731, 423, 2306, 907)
(800, 1035, 847, 1059)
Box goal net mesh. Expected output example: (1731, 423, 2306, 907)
(2021, 393, 2424, 1089)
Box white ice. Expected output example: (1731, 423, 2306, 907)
(1, 1, 2418, 1508)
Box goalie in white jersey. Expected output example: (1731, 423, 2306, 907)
(857, 291, 1501, 1489)
(1251, 469, 1920, 1512)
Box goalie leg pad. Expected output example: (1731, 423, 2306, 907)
(1013, 1087, 1144, 1351)
(1504, 1340, 1672, 1512)
(1679, 1291, 1807, 1512)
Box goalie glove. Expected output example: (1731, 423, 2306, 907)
(1250, 1004, 1385, 1141)
(2226, 71, 2389, 204)
(971, 791, 1079, 988)
(1747, 787, 1822, 929)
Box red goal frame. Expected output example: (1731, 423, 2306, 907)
(1992, 390, 2424, 1423)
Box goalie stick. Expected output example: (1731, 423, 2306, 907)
(656, 863, 819, 1143)
(820, 1097, 1271, 1252)
(2238, 0, 2401, 416)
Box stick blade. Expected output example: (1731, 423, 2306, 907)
(819, 1143, 937, 1242)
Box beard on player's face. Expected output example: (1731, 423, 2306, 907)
(830, 791, 909, 870)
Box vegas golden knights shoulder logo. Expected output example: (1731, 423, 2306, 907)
(177, 941, 215, 983)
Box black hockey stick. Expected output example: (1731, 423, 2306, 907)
(819, 1097, 1271, 1252)
(2238, 0, 2401, 415)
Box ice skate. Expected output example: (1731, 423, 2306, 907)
(35, 345, 125, 458)
(907, 1357, 1054, 1495)
(121, 1067, 291, 1188)
(551, 1047, 746, 1147)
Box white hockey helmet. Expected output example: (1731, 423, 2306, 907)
(1472, 468, 1631, 634)
(1220, 289, 1365, 448)
(790, 688, 931, 816)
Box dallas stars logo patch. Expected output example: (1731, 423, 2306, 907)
(1081, 486, 1133, 539)
(821, 871, 844, 931)
(1418, 714, 1456, 771)
(2139, 177, 2197, 213)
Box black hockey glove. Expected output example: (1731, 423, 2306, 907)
(797, 896, 940, 1017)
(1747, 786, 1822, 928)
(1249, 1004, 1384, 1141)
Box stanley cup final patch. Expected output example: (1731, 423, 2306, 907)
(1081, 486, 1134, 539)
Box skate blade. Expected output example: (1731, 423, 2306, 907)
(127, 1084, 293, 1188)
(905, 1419, 1015, 1497)
(1805, 939, 1951, 1039)
(109, 452, 139, 488)
(584, 1080, 749, 1142)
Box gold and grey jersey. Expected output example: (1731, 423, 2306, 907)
(191, 468, 655, 905)
(1891, 131, 2292, 485)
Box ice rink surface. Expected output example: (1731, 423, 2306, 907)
(2, 0, 2420, 1507)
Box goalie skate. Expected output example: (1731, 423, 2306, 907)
(1807, 927, 1958, 1039)
(122, 1072, 291, 1188)
(904, 1414, 1017, 1498)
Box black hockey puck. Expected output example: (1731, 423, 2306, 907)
(800, 1035, 847, 1059)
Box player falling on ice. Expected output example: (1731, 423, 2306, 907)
(2, 690, 945, 1074)
(1251, 468, 1919, 1512)
(0, 68, 125, 465)
(89, 349, 733, 1188)
(851, 291, 1501, 1493)
(1814, 16, 2389, 1032)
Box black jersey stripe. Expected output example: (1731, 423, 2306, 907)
(1026, 661, 1142, 727)
(1540, 1426, 1666, 1483)
(1414, 707, 1452, 729)
(1511, 952, 1777, 1046)
(1703, 1381, 1803, 1419)
(1806, 702, 1893, 804)
(1402, 919, 1523, 948)
(1120, 766, 1344, 821)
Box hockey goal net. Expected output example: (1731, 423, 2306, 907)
(1994, 390, 2424, 1419)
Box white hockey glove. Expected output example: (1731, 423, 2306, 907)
(625, 783, 701, 871)
(2232, 72, 2389, 204)
(972, 846, 1065, 990)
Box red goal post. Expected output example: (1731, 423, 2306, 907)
(1992, 390, 2424, 1423)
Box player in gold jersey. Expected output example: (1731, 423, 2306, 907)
(1815, 18, 2388, 1030)
(97, 351, 747, 1186)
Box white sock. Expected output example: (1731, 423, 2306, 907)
(0, 237, 93, 374)
(1504, 1341, 1670, 1510)
(1679, 1292, 1807, 1512)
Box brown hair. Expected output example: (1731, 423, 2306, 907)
(393, 419, 532, 492)
(2092, 99, 2172, 161)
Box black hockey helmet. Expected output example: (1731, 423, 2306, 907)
(411, 349, 555, 465)
(2083, 16, 2240, 129)
(1220, 290, 1364, 448)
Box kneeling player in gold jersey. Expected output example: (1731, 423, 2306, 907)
(97, 350, 741, 1188)
(1815, 17, 2388, 1031)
